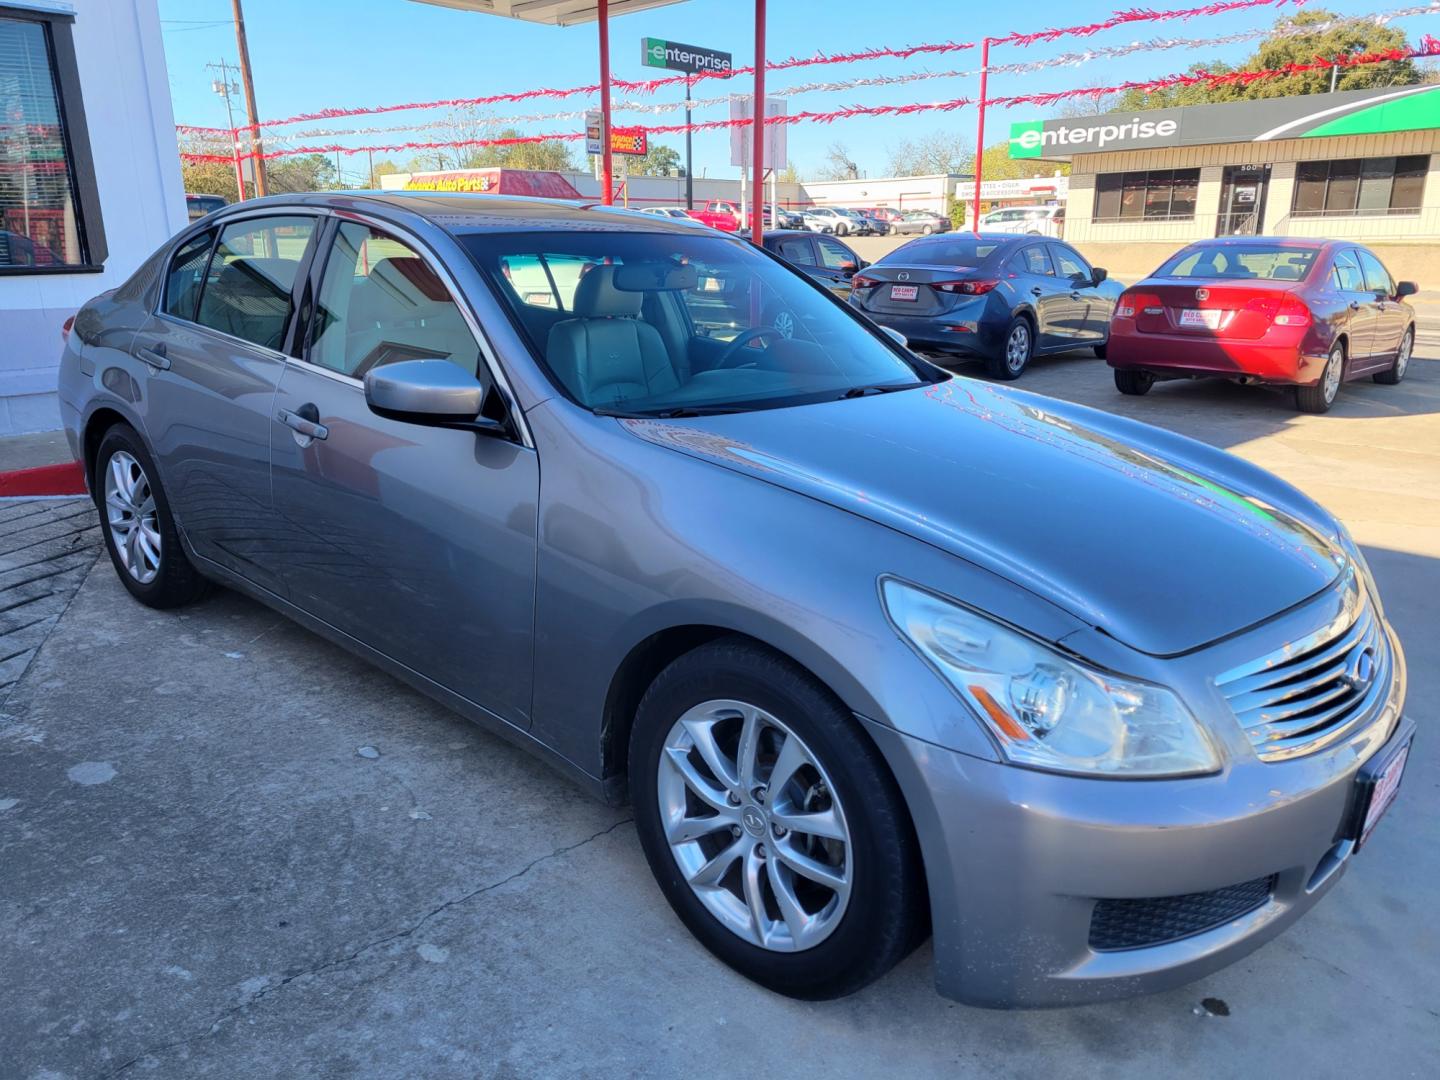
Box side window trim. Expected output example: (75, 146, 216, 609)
(164, 227, 219, 323)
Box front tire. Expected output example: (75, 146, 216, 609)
(629, 638, 925, 1000)
(1114, 369, 1154, 395)
(1297, 342, 1345, 413)
(95, 424, 209, 609)
(986, 316, 1034, 380)
(921, 224, 934, 235)
(1093, 341, 1108, 360)
(1373, 326, 1413, 385)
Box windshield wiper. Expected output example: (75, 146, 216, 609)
(838, 383, 923, 400)
(594, 405, 747, 419)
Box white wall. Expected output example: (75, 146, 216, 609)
(0, 0, 186, 435)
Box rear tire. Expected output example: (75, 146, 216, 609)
(986, 316, 1034, 380)
(1297, 342, 1345, 414)
(629, 638, 926, 1000)
(94, 424, 210, 609)
(1114, 369, 1154, 396)
(1373, 326, 1413, 385)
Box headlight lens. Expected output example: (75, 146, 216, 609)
(1335, 523, 1383, 618)
(881, 579, 1220, 777)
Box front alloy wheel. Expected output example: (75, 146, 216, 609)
(658, 700, 852, 952)
(1374, 327, 1412, 385)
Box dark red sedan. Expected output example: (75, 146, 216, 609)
(1107, 238, 1417, 413)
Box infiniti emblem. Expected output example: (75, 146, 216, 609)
(741, 806, 766, 837)
(1195, 288, 1210, 301)
(1343, 648, 1376, 694)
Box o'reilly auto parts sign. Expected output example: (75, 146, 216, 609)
(1009, 84, 1440, 159)
(642, 37, 732, 76)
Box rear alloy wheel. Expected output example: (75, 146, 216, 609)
(1297, 343, 1345, 413)
(1114, 369, 1154, 395)
(987, 316, 1034, 380)
(1373, 326, 1413, 385)
(630, 638, 925, 1000)
(921, 224, 934, 235)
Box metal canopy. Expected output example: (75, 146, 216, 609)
(411, 0, 685, 26)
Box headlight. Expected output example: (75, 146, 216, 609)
(1335, 522, 1383, 618)
(881, 579, 1220, 777)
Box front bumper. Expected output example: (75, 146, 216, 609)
(862, 710, 1412, 1008)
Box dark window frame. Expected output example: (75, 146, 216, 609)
(1290, 155, 1429, 217)
(0, 4, 107, 275)
(1092, 169, 1201, 223)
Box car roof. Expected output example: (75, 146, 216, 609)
(1182, 236, 1329, 250)
(195, 190, 714, 236)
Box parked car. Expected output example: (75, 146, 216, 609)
(185, 193, 228, 221)
(980, 205, 1063, 238)
(762, 229, 867, 300)
(798, 210, 837, 234)
(639, 206, 708, 230)
(1107, 237, 1417, 413)
(851, 209, 890, 236)
(801, 206, 866, 236)
(863, 207, 907, 229)
(680, 204, 740, 232)
(848, 233, 1123, 379)
(766, 204, 805, 229)
(703, 199, 744, 224)
(899, 209, 950, 235)
(62, 193, 1411, 1009)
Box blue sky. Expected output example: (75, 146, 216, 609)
(158, 0, 1435, 182)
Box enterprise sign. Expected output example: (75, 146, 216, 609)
(642, 37, 732, 76)
(1009, 84, 1440, 160)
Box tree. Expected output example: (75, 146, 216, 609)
(267, 153, 339, 194)
(778, 162, 802, 184)
(1113, 8, 1423, 111)
(368, 159, 401, 188)
(978, 140, 1070, 182)
(630, 143, 681, 177)
(178, 133, 241, 200)
(1057, 94, 1121, 118)
(886, 132, 972, 177)
(814, 141, 859, 181)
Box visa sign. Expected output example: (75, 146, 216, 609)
(1010, 116, 1180, 158)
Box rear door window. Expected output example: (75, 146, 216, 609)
(164, 230, 216, 321)
(1011, 245, 1054, 277)
(1356, 250, 1394, 296)
(195, 215, 316, 351)
(776, 236, 816, 265)
(1331, 250, 1366, 292)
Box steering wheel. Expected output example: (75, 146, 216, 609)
(715, 326, 788, 369)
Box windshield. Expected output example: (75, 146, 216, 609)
(880, 237, 1003, 266)
(463, 230, 939, 416)
(1158, 244, 1319, 282)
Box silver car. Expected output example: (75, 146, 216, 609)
(59, 193, 1413, 1008)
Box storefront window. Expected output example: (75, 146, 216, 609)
(0, 13, 89, 269)
(1093, 169, 1200, 222)
(1291, 155, 1428, 217)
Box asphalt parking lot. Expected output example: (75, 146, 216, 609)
(3, 339, 1437, 1078)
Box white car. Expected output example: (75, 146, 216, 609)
(801, 207, 867, 236)
(798, 210, 837, 235)
(980, 205, 1064, 238)
(640, 206, 709, 229)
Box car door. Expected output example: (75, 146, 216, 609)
(130, 212, 321, 594)
(1008, 243, 1068, 350)
(813, 235, 863, 298)
(266, 216, 539, 727)
(1356, 248, 1408, 369)
(1330, 248, 1377, 365)
(1049, 243, 1113, 343)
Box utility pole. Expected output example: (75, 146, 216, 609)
(206, 60, 245, 200)
(230, 0, 268, 196)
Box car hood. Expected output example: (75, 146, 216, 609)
(622, 380, 1344, 656)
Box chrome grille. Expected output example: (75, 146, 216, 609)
(1217, 578, 1391, 762)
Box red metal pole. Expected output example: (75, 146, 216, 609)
(599, 0, 614, 205)
(972, 36, 990, 236)
(750, 0, 766, 244)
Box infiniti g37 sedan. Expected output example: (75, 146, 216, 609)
(59, 193, 1412, 1008)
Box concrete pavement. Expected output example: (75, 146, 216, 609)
(1, 351, 1436, 1078)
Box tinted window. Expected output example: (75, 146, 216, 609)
(1291, 156, 1428, 215)
(775, 237, 815, 265)
(1356, 250, 1393, 296)
(164, 231, 215, 322)
(815, 236, 855, 270)
(1158, 244, 1318, 282)
(1050, 245, 1090, 279)
(464, 230, 936, 415)
(881, 238, 1000, 266)
(1010, 245, 1053, 276)
(310, 221, 483, 379)
(1093, 169, 1200, 221)
(195, 216, 315, 351)
(1331, 251, 1365, 292)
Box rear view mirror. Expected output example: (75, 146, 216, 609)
(1395, 280, 1418, 299)
(613, 261, 699, 292)
(365, 359, 505, 436)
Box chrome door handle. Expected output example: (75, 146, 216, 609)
(277, 407, 328, 441)
(1031, 287, 1043, 296)
(137, 343, 170, 370)
(1349, 301, 1361, 311)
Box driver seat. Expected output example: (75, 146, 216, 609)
(546, 266, 682, 407)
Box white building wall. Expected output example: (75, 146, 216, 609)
(1, 0, 186, 435)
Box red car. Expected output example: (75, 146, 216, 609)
(1107, 238, 1417, 413)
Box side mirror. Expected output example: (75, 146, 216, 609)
(364, 359, 506, 436)
(840, 260, 858, 276)
(879, 325, 909, 349)
(1090, 267, 1108, 285)
(1395, 280, 1417, 299)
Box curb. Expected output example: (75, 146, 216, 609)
(0, 461, 87, 498)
